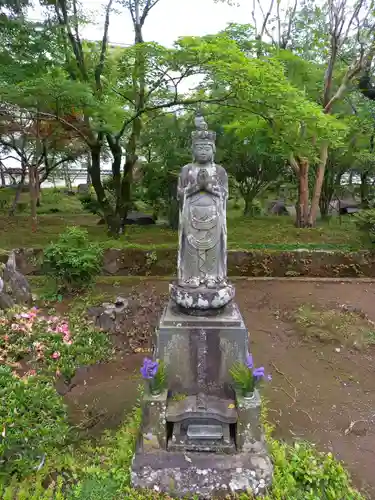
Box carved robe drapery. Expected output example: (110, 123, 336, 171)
(177, 163, 228, 286)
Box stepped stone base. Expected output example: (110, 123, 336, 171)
(131, 449, 272, 498)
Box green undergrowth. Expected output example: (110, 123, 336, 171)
(0, 399, 365, 499)
(0, 210, 364, 252)
(292, 304, 375, 349)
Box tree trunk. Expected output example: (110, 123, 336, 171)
(86, 153, 92, 186)
(29, 164, 38, 231)
(35, 169, 41, 207)
(295, 158, 309, 227)
(348, 170, 354, 185)
(106, 135, 122, 217)
(0, 163, 5, 186)
(89, 144, 121, 236)
(9, 168, 26, 216)
(63, 163, 72, 190)
(243, 196, 254, 216)
(360, 171, 369, 207)
(308, 142, 328, 226)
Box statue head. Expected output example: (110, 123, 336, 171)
(191, 113, 216, 164)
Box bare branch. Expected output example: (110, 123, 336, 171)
(280, 0, 298, 49)
(95, 0, 114, 92)
(139, 0, 163, 26)
(259, 0, 275, 41)
(115, 92, 235, 140)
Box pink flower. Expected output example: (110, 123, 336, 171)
(52, 351, 61, 360)
(4, 334, 9, 342)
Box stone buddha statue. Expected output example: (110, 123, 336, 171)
(170, 113, 234, 311)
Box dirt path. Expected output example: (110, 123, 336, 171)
(64, 279, 375, 498)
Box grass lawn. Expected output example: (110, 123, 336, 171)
(0, 187, 366, 250)
(0, 212, 365, 251)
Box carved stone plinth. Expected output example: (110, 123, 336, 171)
(153, 299, 248, 395)
(169, 282, 235, 311)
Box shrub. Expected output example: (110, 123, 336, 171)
(263, 414, 364, 500)
(43, 226, 103, 292)
(266, 439, 364, 499)
(0, 365, 69, 476)
(354, 208, 375, 242)
(0, 306, 111, 380)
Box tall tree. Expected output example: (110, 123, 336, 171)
(235, 0, 375, 226)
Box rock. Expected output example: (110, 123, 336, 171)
(123, 212, 156, 226)
(62, 189, 76, 196)
(2, 251, 32, 306)
(87, 306, 105, 318)
(267, 200, 290, 216)
(87, 297, 130, 333)
(77, 183, 90, 195)
(0, 277, 15, 310)
(115, 296, 129, 311)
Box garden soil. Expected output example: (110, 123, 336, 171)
(64, 279, 375, 498)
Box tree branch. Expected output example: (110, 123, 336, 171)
(95, 0, 114, 92)
(115, 93, 235, 141)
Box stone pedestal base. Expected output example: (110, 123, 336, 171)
(169, 282, 235, 311)
(131, 300, 273, 497)
(131, 450, 273, 498)
(155, 299, 248, 394)
(131, 390, 273, 498)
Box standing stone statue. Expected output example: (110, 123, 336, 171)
(170, 113, 234, 310)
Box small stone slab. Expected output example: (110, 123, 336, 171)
(131, 449, 273, 498)
(161, 299, 244, 328)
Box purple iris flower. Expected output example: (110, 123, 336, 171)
(252, 366, 265, 381)
(245, 353, 254, 369)
(140, 358, 158, 379)
(267, 374, 272, 382)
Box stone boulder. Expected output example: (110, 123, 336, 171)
(0, 277, 15, 310)
(87, 296, 129, 332)
(267, 200, 290, 216)
(2, 251, 32, 306)
(77, 183, 90, 195)
(123, 212, 155, 226)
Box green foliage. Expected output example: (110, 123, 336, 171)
(265, 439, 364, 499)
(230, 362, 255, 394)
(354, 209, 375, 242)
(152, 360, 166, 394)
(0, 306, 111, 380)
(0, 365, 69, 477)
(79, 193, 103, 217)
(43, 226, 103, 292)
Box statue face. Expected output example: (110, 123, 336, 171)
(193, 142, 213, 164)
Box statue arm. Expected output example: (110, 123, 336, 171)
(219, 166, 229, 198)
(178, 166, 201, 200)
